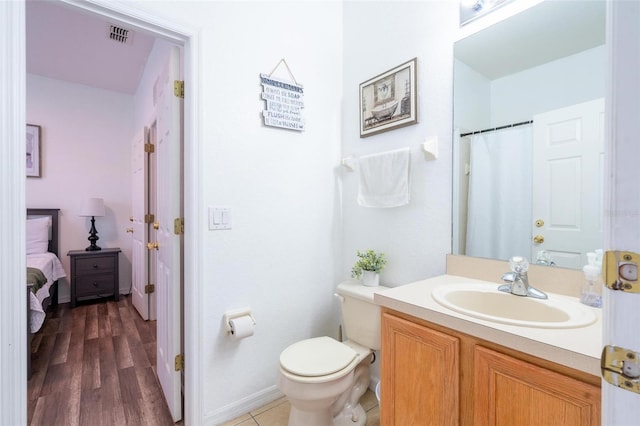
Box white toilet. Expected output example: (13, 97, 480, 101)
(278, 280, 388, 426)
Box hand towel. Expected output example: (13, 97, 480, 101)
(357, 147, 411, 208)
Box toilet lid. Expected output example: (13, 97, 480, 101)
(280, 336, 357, 377)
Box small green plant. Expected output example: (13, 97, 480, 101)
(351, 249, 387, 279)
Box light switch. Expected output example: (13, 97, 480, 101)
(209, 207, 232, 230)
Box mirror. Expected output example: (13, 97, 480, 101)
(453, 0, 606, 269)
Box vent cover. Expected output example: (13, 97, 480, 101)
(107, 24, 133, 45)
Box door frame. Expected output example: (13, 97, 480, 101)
(0, 1, 204, 424)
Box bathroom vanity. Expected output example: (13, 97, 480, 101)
(374, 273, 602, 426)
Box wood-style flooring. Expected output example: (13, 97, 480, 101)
(28, 295, 176, 426)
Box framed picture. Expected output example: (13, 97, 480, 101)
(26, 124, 41, 178)
(360, 58, 417, 138)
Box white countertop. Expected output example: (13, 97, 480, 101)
(373, 274, 602, 376)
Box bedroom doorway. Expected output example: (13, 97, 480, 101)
(24, 2, 189, 424)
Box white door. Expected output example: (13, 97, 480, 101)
(531, 99, 604, 269)
(604, 1, 640, 424)
(154, 46, 183, 422)
(131, 127, 150, 320)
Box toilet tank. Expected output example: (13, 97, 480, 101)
(336, 280, 390, 351)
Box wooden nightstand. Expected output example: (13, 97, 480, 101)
(67, 248, 121, 308)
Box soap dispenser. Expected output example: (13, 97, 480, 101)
(580, 252, 603, 308)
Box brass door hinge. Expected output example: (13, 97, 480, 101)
(174, 354, 184, 371)
(144, 284, 155, 294)
(602, 345, 640, 394)
(144, 214, 155, 224)
(144, 143, 155, 153)
(174, 218, 184, 235)
(604, 251, 639, 292)
(174, 80, 184, 99)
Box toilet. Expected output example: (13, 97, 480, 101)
(278, 280, 388, 426)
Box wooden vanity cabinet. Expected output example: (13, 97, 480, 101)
(381, 310, 459, 425)
(381, 308, 601, 426)
(475, 346, 600, 425)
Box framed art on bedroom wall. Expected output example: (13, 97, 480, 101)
(26, 124, 41, 178)
(359, 58, 418, 138)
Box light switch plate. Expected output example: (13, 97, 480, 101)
(209, 207, 232, 230)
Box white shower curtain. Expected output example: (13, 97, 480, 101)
(465, 125, 532, 262)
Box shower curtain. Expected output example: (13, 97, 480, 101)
(465, 125, 532, 262)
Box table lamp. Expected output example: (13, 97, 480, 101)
(80, 197, 105, 251)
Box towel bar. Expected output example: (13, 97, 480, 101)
(340, 139, 438, 171)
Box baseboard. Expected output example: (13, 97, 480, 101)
(204, 385, 284, 425)
(203, 374, 379, 424)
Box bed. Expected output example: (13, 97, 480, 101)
(26, 208, 66, 378)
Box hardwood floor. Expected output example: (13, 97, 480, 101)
(28, 295, 176, 426)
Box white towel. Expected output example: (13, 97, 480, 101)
(357, 147, 411, 208)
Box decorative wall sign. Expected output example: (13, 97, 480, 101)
(260, 60, 305, 132)
(360, 58, 417, 138)
(26, 124, 41, 178)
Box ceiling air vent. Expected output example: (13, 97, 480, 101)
(107, 24, 133, 45)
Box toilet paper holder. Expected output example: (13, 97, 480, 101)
(223, 308, 256, 333)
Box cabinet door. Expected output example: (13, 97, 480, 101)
(474, 346, 600, 426)
(381, 312, 459, 426)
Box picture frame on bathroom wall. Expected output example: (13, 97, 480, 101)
(26, 124, 41, 178)
(360, 58, 417, 138)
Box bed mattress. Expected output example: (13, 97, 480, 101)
(27, 252, 66, 333)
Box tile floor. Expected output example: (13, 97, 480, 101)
(221, 389, 379, 426)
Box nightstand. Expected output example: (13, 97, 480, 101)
(67, 248, 121, 308)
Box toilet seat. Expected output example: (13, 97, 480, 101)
(280, 336, 357, 378)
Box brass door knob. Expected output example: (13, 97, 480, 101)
(126, 228, 134, 233)
(533, 235, 545, 244)
(147, 242, 159, 250)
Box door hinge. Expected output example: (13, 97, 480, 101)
(175, 354, 184, 372)
(604, 251, 639, 292)
(144, 143, 155, 153)
(602, 345, 640, 394)
(144, 214, 155, 224)
(144, 284, 155, 294)
(174, 80, 184, 99)
(174, 218, 184, 235)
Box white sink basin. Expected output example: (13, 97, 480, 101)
(431, 282, 597, 329)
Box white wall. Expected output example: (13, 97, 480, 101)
(454, 45, 605, 132)
(341, 1, 456, 286)
(26, 74, 134, 301)
(490, 45, 605, 125)
(341, 0, 456, 390)
(129, 2, 344, 423)
(454, 59, 491, 132)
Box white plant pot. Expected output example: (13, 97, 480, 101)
(361, 270, 379, 287)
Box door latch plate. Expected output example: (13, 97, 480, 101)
(604, 251, 639, 293)
(602, 345, 640, 394)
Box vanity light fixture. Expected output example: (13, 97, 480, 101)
(460, 0, 513, 26)
(80, 197, 106, 251)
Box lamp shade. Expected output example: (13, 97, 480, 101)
(80, 197, 105, 217)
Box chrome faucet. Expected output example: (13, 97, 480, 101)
(535, 250, 556, 267)
(498, 256, 548, 299)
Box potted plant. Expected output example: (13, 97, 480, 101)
(351, 249, 387, 287)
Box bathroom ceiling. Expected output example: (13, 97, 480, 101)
(26, 0, 156, 95)
(455, 0, 606, 80)
(28, 1, 606, 91)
